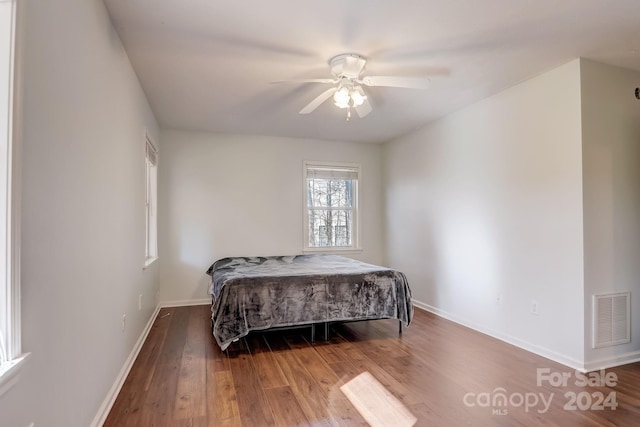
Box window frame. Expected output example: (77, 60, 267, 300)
(303, 161, 361, 253)
(0, 0, 28, 396)
(143, 134, 158, 269)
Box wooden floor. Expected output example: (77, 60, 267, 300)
(105, 305, 640, 426)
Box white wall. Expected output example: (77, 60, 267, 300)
(580, 59, 640, 369)
(159, 130, 384, 303)
(0, 0, 159, 426)
(383, 60, 586, 368)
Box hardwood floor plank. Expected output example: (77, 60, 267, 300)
(103, 309, 171, 426)
(405, 402, 467, 427)
(283, 333, 370, 427)
(227, 338, 277, 426)
(203, 313, 241, 426)
(141, 306, 192, 425)
(171, 416, 209, 427)
(206, 370, 241, 426)
(173, 306, 208, 420)
(328, 361, 361, 384)
(311, 328, 347, 364)
(245, 333, 289, 389)
(336, 321, 411, 362)
(283, 333, 342, 396)
(264, 386, 310, 426)
(104, 307, 190, 426)
(268, 334, 334, 426)
(331, 332, 423, 406)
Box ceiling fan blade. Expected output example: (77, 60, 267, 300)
(272, 78, 337, 84)
(354, 97, 372, 118)
(361, 75, 431, 89)
(299, 87, 337, 114)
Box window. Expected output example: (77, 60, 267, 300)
(0, 0, 27, 394)
(144, 136, 158, 267)
(304, 161, 360, 251)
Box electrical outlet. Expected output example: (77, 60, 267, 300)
(531, 300, 539, 315)
(138, 294, 142, 311)
(121, 314, 127, 331)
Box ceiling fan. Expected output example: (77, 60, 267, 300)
(277, 53, 431, 120)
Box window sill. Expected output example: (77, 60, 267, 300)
(143, 256, 158, 270)
(0, 353, 30, 397)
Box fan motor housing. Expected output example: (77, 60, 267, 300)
(329, 53, 367, 79)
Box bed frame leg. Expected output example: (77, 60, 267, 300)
(399, 320, 403, 335)
(310, 323, 316, 342)
(324, 322, 329, 341)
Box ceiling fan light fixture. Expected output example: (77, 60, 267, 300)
(350, 86, 366, 107)
(294, 53, 430, 118)
(333, 86, 350, 108)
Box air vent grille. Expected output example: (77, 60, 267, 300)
(593, 292, 630, 348)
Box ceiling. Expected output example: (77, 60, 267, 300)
(103, 0, 640, 144)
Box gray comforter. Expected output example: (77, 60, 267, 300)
(206, 254, 413, 350)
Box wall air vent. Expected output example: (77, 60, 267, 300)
(593, 292, 630, 349)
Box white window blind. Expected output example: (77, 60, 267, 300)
(306, 165, 359, 180)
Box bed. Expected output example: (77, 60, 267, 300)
(206, 254, 413, 350)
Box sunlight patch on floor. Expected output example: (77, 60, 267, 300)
(340, 371, 417, 427)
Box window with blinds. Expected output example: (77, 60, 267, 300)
(144, 136, 158, 266)
(304, 162, 359, 250)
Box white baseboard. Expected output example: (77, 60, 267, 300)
(160, 298, 211, 308)
(583, 350, 640, 372)
(90, 305, 161, 427)
(414, 300, 640, 371)
(412, 299, 586, 372)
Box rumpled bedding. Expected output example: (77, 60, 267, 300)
(206, 254, 413, 350)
